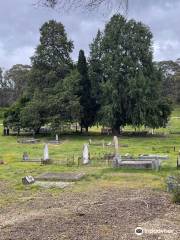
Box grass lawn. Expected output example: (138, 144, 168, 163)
(0, 107, 180, 207)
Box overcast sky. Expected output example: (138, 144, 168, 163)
(0, 0, 180, 69)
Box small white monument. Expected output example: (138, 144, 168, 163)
(44, 144, 49, 161)
(113, 136, 119, 154)
(56, 134, 59, 142)
(83, 144, 89, 164)
(113, 136, 121, 165)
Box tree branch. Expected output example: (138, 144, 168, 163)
(36, 0, 129, 13)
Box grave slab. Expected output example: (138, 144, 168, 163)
(114, 160, 153, 169)
(35, 172, 85, 182)
(17, 138, 40, 144)
(138, 154, 169, 161)
(34, 181, 74, 189)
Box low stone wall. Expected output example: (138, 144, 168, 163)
(113, 157, 161, 171)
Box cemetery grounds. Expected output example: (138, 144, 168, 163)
(0, 108, 180, 239)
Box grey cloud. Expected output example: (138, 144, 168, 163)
(0, 0, 180, 69)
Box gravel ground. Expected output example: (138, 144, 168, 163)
(0, 188, 180, 240)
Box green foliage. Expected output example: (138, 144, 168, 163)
(4, 64, 31, 99)
(89, 30, 103, 120)
(4, 16, 172, 134)
(3, 97, 29, 132)
(0, 67, 3, 87)
(0, 108, 8, 120)
(0, 65, 30, 107)
(89, 14, 172, 133)
(5, 20, 74, 133)
(49, 69, 81, 130)
(31, 20, 73, 76)
(20, 92, 48, 133)
(158, 60, 180, 104)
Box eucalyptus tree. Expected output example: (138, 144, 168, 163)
(4, 64, 31, 100)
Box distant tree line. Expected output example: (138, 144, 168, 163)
(157, 60, 180, 104)
(0, 65, 31, 107)
(3, 15, 172, 134)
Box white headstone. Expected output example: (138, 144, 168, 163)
(113, 136, 121, 165)
(83, 144, 89, 164)
(113, 136, 119, 155)
(44, 144, 49, 161)
(56, 134, 59, 142)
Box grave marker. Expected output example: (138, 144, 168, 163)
(22, 176, 35, 185)
(83, 144, 89, 164)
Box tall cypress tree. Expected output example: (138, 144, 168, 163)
(89, 30, 103, 122)
(77, 50, 96, 132)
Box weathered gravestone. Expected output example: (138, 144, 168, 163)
(56, 134, 59, 142)
(43, 144, 49, 160)
(23, 152, 29, 161)
(167, 176, 180, 192)
(113, 136, 122, 166)
(41, 144, 52, 164)
(48, 134, 60, 144)
(22, 176, 35, 185)
(83, 144, 89, 164)
(151, 158, 161, 171)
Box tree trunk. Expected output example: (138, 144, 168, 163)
(34, 127, 40, 135)
(85, 126, 88, 133)
(112, 125, 120, 135)
(17, 128, 20, 136)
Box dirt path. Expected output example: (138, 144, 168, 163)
(0, 188, 180, 240)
